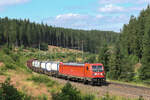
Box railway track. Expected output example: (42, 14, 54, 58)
(49, 75, 150, 100)
(105, 82, 150, 99)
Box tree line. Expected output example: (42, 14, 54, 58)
(0, 17, 118, 53)
(98, 5, 150, 82)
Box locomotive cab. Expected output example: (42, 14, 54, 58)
(92, 65, 105, 77)
(84, 63, 106, 84)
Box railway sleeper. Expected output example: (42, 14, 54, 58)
(92, 78, 106, 85)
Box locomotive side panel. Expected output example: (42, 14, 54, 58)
(59, 64, 85, 78)
(84, 63, 92, 78)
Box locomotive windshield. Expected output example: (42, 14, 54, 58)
(92, 66, 103, 72)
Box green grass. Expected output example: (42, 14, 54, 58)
(107, 79, 150, 88)
(37, 94, 48, 100)
(27, 75, 57, 87)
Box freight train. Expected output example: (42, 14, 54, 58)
(27, 59, 106, 85)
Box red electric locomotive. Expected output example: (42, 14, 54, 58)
(59, 62, 106, 85)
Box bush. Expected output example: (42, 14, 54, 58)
(85, 55, 96, 63)
(10, 53, 20, 62)
(52, 82, 82, 100)
(18, 45, 25, 52)
(68, 56, 76, 62)
(40, 43, 48, 51)
(138, 96, 144, 100)
(3, 47, 11, 55)
(5, 63, 16, 70)
(0, 77, 23, 100)
(52, 82, 95, 100)
(38, 94, 48, 100)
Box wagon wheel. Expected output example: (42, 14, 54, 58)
(90, 81, 95, 86)
(83, 80, 88, 84)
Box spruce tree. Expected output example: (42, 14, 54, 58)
(98, 44, 110, 73)
(140, 15, 150, 81)
(108, 44, 122, 80)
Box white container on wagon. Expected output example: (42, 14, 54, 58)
(35, 61, 40, 68)
(41, 62, 47, 70)
(32, 61, 35, 67)
(51, 63, 59, 72)
(34, 60, 38, 67)
(46, 62, 52, 71)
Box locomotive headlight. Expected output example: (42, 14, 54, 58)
(93, 73, 97, 76)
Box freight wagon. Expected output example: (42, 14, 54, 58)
(27, 59, 106, 85)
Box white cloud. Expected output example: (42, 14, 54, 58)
(95, 0, 150, 31)
(99, 4, 124, 12)
(128, 7, 145, 12)
(96, 14, 103, 18)
(0, 0, 30, 12)
(99, 0, 128, 4)
(43, 13, 129, 32)
(45, 13, 91, 29)
(0, 0, 30, 6)
(99, 0, 150, 4)
(56, 13, 81, 20)
(136, 0, 150, 4)
(98, 4, 147, 14)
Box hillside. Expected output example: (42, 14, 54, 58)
(0, 47, 63, 99)
(48, 45, 82, 53)
(1, 45, 150, 100)
(0, 17, 119, 53)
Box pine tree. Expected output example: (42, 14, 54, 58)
(98, 44, 110, 73)
(140, 15, 150, 81)
(0, 19, 3, 45)
(108, 44, 122, 80)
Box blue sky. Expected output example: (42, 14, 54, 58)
(0, 0, 150, 32)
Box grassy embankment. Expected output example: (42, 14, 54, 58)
(0, 46, 62, 100)
(0, 46, 145, 100)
